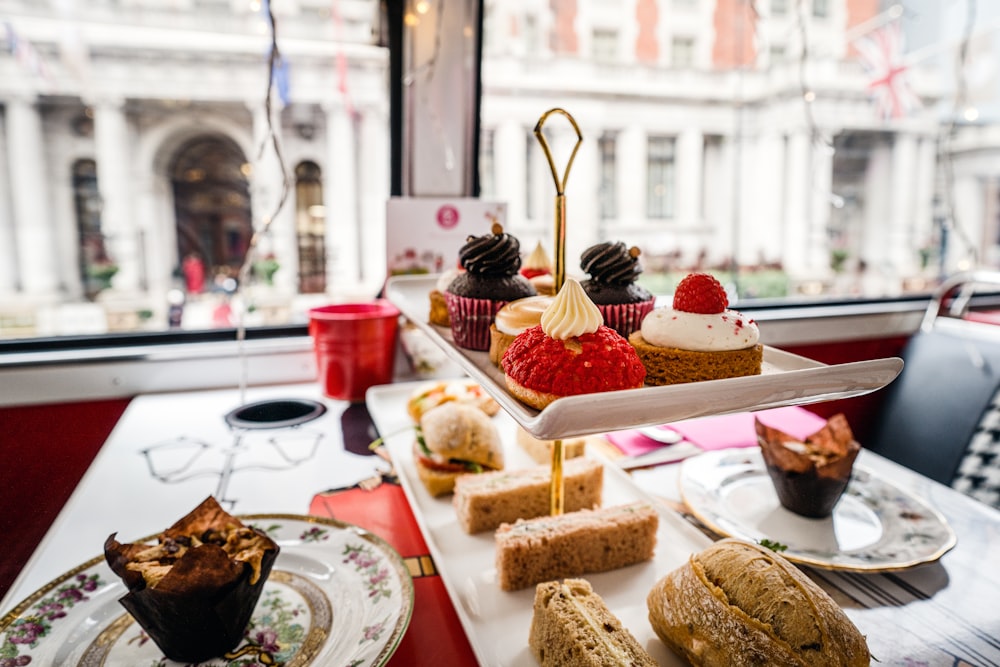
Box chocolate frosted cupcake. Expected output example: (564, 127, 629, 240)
(755, 414, 861, 518)
(579, 242, 655, 338)
(446, 222, 536, 350)
(104, 497, 279, 663)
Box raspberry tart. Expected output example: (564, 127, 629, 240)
(501, 278, 646, 410)
(628, 272, 762, 385)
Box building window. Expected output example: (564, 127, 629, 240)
(647, 136, 676, 220)
(592, 28, 618, 63)
(294, 161, 326, 294)
(671, 36, 695, 67)
(812, 0, 829, 19)
(769, 44, 785, 64)
(72, 159, 110, 300)
(598, 133, 617, 220)
(772, 0, 788, 15)
(524, 14, 541, 55)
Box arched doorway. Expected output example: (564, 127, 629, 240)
(170, 135, 252, 293)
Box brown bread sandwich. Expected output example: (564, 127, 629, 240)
(104, 496, 279, 663)
(530, 578, 658, 666)
(414, 401, 505, 496)
(647, 538, 870, 666)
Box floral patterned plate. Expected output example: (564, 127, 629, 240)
(0, 515, 413, 667)
(679, 449, 957, 571)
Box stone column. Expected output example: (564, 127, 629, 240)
(808, 140, 835, 273)
(616, 124, 645, 226)
(676, 128, 703, 228)
(250, 102, 297, 292)
(359, 102, 390, 290)
(6, 97, 59, 295)
(323, 101, 359, 287)
(565, 125, 599, 261)
(93, 99, 141, 292)
(0, 106, 16, 294)
(782, 131, 811, 276)
(913, 135, 938, 264)
(493, 119, 525, 227)
(888, 132, 919, 275)
(745, 130, 784, 265)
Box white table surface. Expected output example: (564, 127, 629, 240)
(1, 383, 390, 613)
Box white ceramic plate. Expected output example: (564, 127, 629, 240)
(385, 274, 904, 440)
(0, 516, 413, 667)
(679, 449, 957, 571)
(366, 381, 714, 667)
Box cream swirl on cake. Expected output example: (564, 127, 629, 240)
(494, 295, 554, 335)
(639, 307, 759, 352)
(540, 278, 602, 340)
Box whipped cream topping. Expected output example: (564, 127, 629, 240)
(523, 241, 552, 272)
(495, 295, 554, 335)
(640, 307, 759, 351)
(541, 278, 603, 340)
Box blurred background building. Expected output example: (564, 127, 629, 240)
(0, 0, 996, 337)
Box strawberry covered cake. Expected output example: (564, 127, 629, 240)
(502, 278, 646, 410)
(628, 273, 762, 385)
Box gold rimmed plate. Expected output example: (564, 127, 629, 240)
(679, 449, 957, 572)
(0, 515, 413, 666)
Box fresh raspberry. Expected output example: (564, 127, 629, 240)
(672, 273, 728, 314)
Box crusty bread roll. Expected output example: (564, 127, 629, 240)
(530, 578, 657, 667)
(647, 538, 870, 667)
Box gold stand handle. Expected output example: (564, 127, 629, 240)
(533, 107, 583, 516)
(533, 108, 583, 294)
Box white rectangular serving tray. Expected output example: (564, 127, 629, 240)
(386, 274, 904, 440)
(366, 381, 714, 667)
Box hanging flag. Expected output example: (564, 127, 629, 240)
(3, 21, 54, 82)
(854, 21, 921, 120)
(260, 0, 290, 106)
(331, 0, 355, 116)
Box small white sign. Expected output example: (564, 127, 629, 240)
(385, 197, 507, 277)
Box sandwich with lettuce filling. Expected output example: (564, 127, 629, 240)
(413, 401, 504, 496)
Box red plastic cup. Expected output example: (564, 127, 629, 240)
(307, 300, 400, 402)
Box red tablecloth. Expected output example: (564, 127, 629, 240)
(309, 477, 478, 666)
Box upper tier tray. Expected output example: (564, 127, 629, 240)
(385, 275, 904, 440)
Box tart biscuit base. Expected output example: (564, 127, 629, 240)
(629, 332, 763, 385)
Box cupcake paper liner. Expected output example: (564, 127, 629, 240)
(446, 293, 506, 350)
(598, 299, 656, 339)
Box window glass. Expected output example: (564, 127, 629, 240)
(646, 137, 676, 220)
(4, 0, 1000, 343)
(479, 1, 989, 302)
(0, 0, 387, 340)
(592, 28, 619, 63)
(671, 36, 695, 68)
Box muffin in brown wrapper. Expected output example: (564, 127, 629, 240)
(104, 496, 280, 663)
(755, 414, 861, 518)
